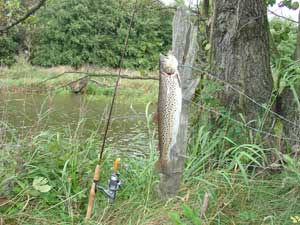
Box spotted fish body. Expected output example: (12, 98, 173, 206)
(156, 53, 182, 172)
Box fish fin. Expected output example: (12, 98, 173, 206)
(176, 72, 182, 87)
(152, 111, 159, 124)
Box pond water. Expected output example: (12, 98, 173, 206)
(0, 92, 155, 155)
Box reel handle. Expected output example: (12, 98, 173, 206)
(114, 158, 121, 172)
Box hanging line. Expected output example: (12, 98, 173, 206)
(98, 0, 139, 164)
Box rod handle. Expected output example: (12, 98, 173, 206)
(85, 164, 101, 220)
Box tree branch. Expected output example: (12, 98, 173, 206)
(0, 0, 47, 34)
(55, 71, 159, 80)
(268, 9, 299, 24)
(38, 71, 158, 87)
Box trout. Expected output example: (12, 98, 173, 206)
(156, 52, 182, 172)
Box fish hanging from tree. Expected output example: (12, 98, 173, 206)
(156, 52, 182, 173)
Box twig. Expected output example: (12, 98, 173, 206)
(37, 71, 68, 85)
(0, 0, 47, 34)
(54, 75, 89, 91)
(83, 72, 158, 80)
(89, 79, 114, 87)
(268, 9, 299, 24)
(200, 192, 210, 223)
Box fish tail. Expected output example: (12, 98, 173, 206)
(155, 160, 162, 172)
(155, 159, 168, 172)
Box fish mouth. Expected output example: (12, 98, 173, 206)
(161, 71, 177, 77)
(160, 52, 178, 75)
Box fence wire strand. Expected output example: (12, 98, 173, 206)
(181, 64, 300, 131)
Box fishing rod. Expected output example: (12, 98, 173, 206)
(85, 0, 139, 220)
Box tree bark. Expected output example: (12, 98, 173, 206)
(210, 0, 272, 118)
(280, 9, 300, 147)
(280, 87, 300, 147)
(157, 7, 199, 198)
(203, 0, 209, 18)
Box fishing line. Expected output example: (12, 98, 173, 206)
(98, 0, 139, 164)
(85, 1, 139, 219)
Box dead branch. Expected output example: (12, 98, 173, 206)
(39, 71, 158, 85)
(83, 72, 158, 80)
(0, 0, 47, 34)
(89, 79, 114, 87)
(55, 75, 89, 91)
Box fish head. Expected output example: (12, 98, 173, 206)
(160, 52, 178, 75)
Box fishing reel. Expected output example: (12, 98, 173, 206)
(96, 159, 122, 203)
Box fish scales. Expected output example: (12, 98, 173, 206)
(156, 53, 182, 172)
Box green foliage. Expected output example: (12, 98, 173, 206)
(270, 19, 297, 64)
(270, 19, 300, 104)
(30, 0, 172, 69)
(169, 204, 202, 225)
(279, 0, 300, 9)
(0, 33, 18, 66)
(266, 0, 277, 6)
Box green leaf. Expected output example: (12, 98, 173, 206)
(32, 177, 52, 193)
(204, 43, 211, 51)
(274, 120, 283, 138)
(182, 204, 194, 220)
(168, 212, 185, 225)
(182, 204, 202, 224)
(273, 22, 282, 31)
(291, 1, 299, 9)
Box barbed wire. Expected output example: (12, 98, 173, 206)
(180, 65, 300, 131)
(199, 103, 299, 143)
(183, 92, 300, 143)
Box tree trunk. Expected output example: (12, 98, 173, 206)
(210, 0, 272, 118)
(157, 7, 199, 198)
(280, 87, 300, 147)
(202, 0, 209, 18)
(280, 9, 300, 148)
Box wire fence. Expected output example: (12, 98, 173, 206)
(177, 64, 300, 144)
(1, 63, 299, 145)
(181, 64, 300, 130)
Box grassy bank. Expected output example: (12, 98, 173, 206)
(1, 57, 300, 224)
(1, 105, 300, 225)
(0, 57, 158, 103)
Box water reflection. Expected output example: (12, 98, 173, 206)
(0, 92, 154, 154)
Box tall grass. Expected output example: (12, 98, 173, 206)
(1, 94, 300, 224)
(1, 57, 300, 224)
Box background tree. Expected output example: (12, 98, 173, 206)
(0, 0, 173, 70)
(210, 0, 273, 119)
(31, 0, 172, 69)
